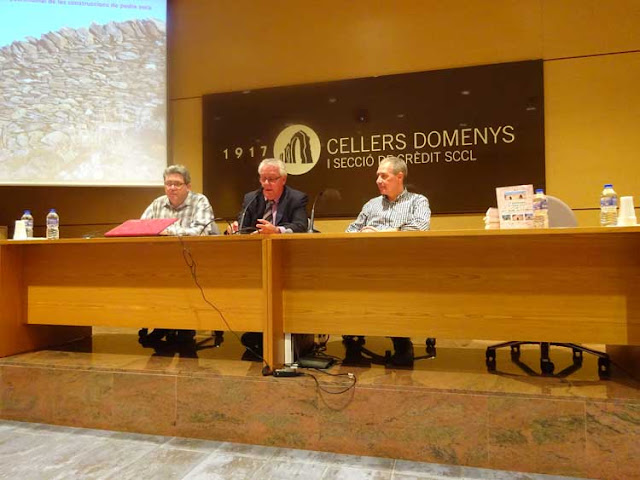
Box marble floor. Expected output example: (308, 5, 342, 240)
(1, 330, 638, 479)
(0, 419, 589, 480)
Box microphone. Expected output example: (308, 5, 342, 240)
(237, 191, 260, 235)
(198, 217, 226, 236)
(308, 191, 324, 233)
(222, 218, 235, 235)
(308, 188, 341, 233)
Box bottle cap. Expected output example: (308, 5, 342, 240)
(23, 209, 31, 215)
(49, 208, 56, 213)
(604, 184, 613, 188)
(535, 189, 544, 194)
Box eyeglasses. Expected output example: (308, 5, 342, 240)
(259, 176, 281, 184)
(164, 181, 185, 188)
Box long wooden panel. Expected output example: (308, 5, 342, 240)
(22, 236, 264, 332)
(171, 97, 203, 192)
(264, 238, 284, 373)
(0, 245, 90, 357)
(273, 229, 640, 345)
(169, 0, 542, 99)
(544, 53, 640, 210)
(543, 0, 640, 59)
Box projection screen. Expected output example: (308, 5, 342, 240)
(0, 0, 167, 186)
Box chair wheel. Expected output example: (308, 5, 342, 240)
(165, 330, 178, 342)
(598, 357, 611, 378)
(486, 357, 496, 371)
(486, 350, 496, 371)
(138, 328, 148, 338)
(572, 349, 583, 366)
(510, 345, 521, 360)
(541, 360, 555, 375)
(426, 337, 436, 348)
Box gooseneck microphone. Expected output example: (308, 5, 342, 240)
(198, 217, 226, 236)
(308, 190, 325, 233)
(237, 191, 261, 235)
(222, 219, 235, 235)
(308, 188, 341, 233)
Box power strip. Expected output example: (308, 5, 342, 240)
(273, 368, 303, 377)
(297, 356, 335, 369)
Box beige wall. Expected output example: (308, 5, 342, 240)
(168, 0, 640, 231)
(1, 0, 639, 233)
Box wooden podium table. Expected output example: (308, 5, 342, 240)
(0, 235, 269, 360)
(268, 228, 640, 349)
(2, 227, 640, 368)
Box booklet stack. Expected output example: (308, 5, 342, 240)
(484, 208, 500, 229)
(495, 185, 534, 229)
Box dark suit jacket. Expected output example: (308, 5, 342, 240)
(238, 185, 308, 233)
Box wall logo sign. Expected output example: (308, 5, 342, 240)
(273, 124, 321, 175)
(203, 60, 545, 218)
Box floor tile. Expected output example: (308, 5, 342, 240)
(390, 475, 443, 480)
(44, 434, 163, 479)
(253, 459, 327, 479)
(163, 436, 225, 453)
(102, 446, 209, 480)
(181, 452, 268, 480)
(0, 421, 17, 433)
(323, 465, 393, 479)
(274, 448, 394, 470)
(0, 431, 72, 479)
(216, 440, 284, 459)
(4, 432, 114, 480)
(0, 421, 596, 480)
(394, 460, 464, 478)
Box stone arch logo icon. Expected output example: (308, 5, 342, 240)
(273, 124, 321, 175)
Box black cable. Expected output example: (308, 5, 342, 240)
(304, 335, 343, 365)
(300, 370, 357, 395)
(310, 367, 355, 379)
(279, 361, 357, 394)
(175, 235, 358, 389)
(314, 334, 330, 352)
(175, 235, 273, 374)
(197, 217, 228, 236)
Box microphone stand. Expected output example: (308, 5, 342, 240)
(198, 217, 226, 236)
(237, 191, 260, 235)
(308, 190, 325, 233)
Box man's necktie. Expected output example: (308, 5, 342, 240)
(262, 200, 274, 224)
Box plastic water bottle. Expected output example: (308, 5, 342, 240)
(46, 209, 60, 240)
(600, 184, 618, 227)
(532, 189, 549, 228)
(21, 210, 34, 238)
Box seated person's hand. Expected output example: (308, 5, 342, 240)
(361, 226, 379, 232)
(160, 224, 177, 236)
(256, 219, 280, 234)
(226, 221, 239, 235)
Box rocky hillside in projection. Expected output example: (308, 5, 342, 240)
(0, 19, 166, 184)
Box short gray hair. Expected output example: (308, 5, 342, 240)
(163, 164, 191, 184)
(381, 155, 407, 179)
(258, 158, 287, 177)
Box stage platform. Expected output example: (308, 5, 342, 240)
(1, 329, 639, 480)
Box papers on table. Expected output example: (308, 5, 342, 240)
(484, 207, 500, 230)
(495, 185, 534, 229)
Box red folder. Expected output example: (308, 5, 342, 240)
(104, 218, 179, 237)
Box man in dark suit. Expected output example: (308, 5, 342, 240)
(229, 158, 308, 360)
(229, 158, 308, 234)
